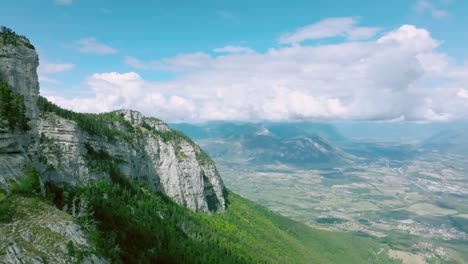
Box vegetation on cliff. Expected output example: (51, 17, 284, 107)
(0, 80, 29, 131)
(38, 96, 137, 142)
(38, 96, 215, 165)
(0, 26, 35, 50)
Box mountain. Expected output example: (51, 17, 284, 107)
(0, 27, 399, 263)
(422, 128, 468, 156)
(171, 121, 346, 141)
(173, 122, 353, 168)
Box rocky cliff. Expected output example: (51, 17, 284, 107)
(0, 28, 225, 213)
(0, 29, 40, 190)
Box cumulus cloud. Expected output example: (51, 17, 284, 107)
(50, 23, 468, 122)
(278, 17, 381, 44)
(76, 38, 117, 54)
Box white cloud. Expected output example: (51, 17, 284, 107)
(55, 0, 72, 5)
(458, 89, 468, 99)
(414, 0, 449, 18)
(213, 46, 254, 54)
(51, 23, 468, 123)
(278, 17, 381, 45)
(38, 59, 75, 84)
(39, 60, 75, 74)
(76, 38, 117, 54)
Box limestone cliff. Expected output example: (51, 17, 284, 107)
(38, 109, 226, 212)
(0, 28, 226, 212)
(0, 29, 40, 190)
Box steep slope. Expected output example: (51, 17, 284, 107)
(0, 177, 399, 264)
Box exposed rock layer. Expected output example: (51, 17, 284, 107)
(0, 196, 108, 264)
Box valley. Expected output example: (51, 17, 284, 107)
(213, 151, 468, 262)
(173, 122, 468, 263)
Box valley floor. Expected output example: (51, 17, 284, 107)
(216, 153, 468, 263)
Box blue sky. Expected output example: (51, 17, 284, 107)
(1, 0, 468, 122)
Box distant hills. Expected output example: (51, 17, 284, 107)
(172, 122, 353, 168)
(422, 128, 468, 156)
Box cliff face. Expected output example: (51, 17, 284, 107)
(38, 110, 225, 212)
(0, 37, 40, 189)
(0, 40, 39, 120)
(0, 34, 225, 212)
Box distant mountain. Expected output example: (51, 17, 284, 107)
(422, 128, 468, 155)
(171, 121, 346, 141)
(173, 122, 353, 168)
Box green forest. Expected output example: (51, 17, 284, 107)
(0, 26, 35, 50)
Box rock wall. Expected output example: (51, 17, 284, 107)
(38, 111, 226, 212)
(0, 39, 40, 190)
(0, 42, 40, 120)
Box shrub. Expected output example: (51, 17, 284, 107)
(0, 191, 13, 222)
(11, 166, 41, 194)
(0, 26, 35, 50)
(0, 80, 30, 132)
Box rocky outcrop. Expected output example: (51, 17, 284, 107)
(0, 31, 226, 212)
(0, 40, 39, 121)
(38, 111, 226, 212)
(0, 196, 108, 264)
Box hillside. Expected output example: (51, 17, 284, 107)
(1, 173, 399, 263)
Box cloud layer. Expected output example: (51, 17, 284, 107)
(47, 19, 468, 123)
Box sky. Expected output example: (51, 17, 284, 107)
(1, 0, 468, 123)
